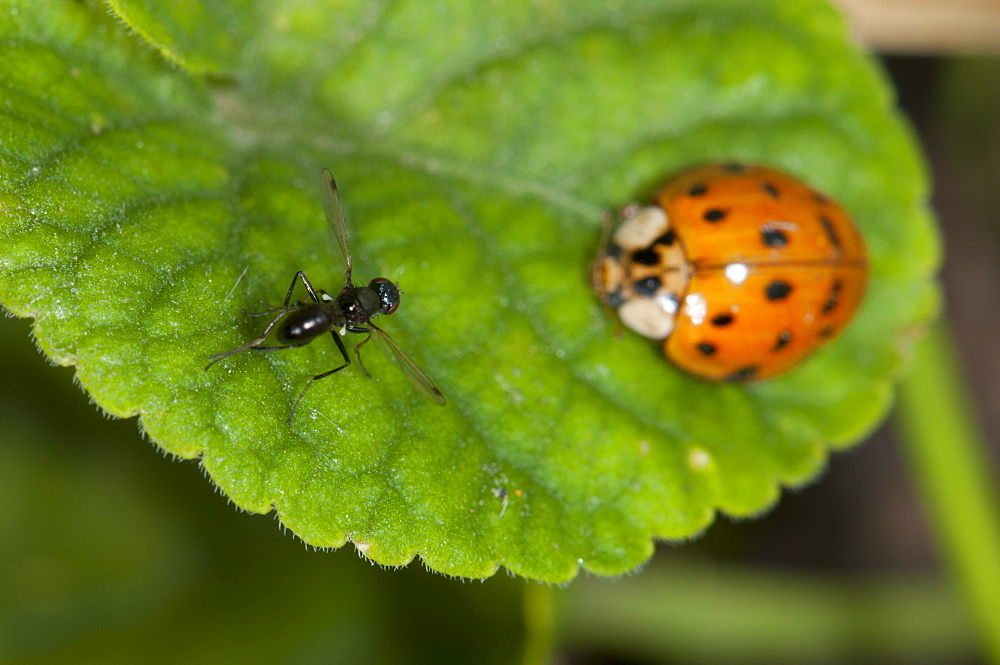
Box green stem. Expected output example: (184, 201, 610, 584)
(897, 322, 1000, 663)
(522, 582, 556, 665)
(560, 562, 975, 662)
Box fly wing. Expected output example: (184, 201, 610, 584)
(371, 324, 446, 406)
(321, 168, 352, 285)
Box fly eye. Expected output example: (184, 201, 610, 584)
(371, 277, 400, 314)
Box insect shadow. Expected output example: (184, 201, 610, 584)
(206, 169, 446, 423)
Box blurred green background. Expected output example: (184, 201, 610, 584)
(1, 55, 997, 665)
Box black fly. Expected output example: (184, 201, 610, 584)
(206, 169, 446, 422)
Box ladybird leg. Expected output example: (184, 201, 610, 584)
(598, 209, 613, 252)
(593, 210, 628, 338)
(610, 311, 625, 339)
(592, 296, 625, 339)
(593, 291, 625, 339)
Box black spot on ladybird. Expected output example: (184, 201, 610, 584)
(726, 365, 759, 382)
(689, 183, 708, 197)
(711, 313, 734, 327)
(819, 214, 841, 249)
(697, 342, 717, 356)
(812, 190, 829, 205)
(765, 280, 793, 301)
(762, 182, 779, 198)
(631, 247, 660, 266)
(633, 276, 661, 297)
(723, 163, 745, 174)
(654, 230, 676, 246)
(703, 208, 728, 223)
(822, 280, 843, 314)
(773, 330, 792, 351)
(761, 226, 789, 248)
(820, 325, 835, 338)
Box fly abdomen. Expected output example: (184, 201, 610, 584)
(276, 304, 336, 344)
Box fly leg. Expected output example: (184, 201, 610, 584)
(287, 327, 353, 424)
(345, 326, 374, 378)
(248, 272, 321, 316)
(205, 309, 292, 369)
(209, 270, 326, 368)
(285, 270, 322, 305)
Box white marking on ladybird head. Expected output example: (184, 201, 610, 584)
(613, 206, 669, 250)
(684, 292, 708, 326)
(724, 263, 749, 286)
(618, 298, 675, 339)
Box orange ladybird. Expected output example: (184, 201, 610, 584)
(591, 163, 868, 381)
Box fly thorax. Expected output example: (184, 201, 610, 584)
(339, 287, 382, 324)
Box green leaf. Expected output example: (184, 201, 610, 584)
(0, 0, 939, 582)
(107, 0, 256, 75)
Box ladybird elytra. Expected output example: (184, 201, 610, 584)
(592, 163, 868, 381)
